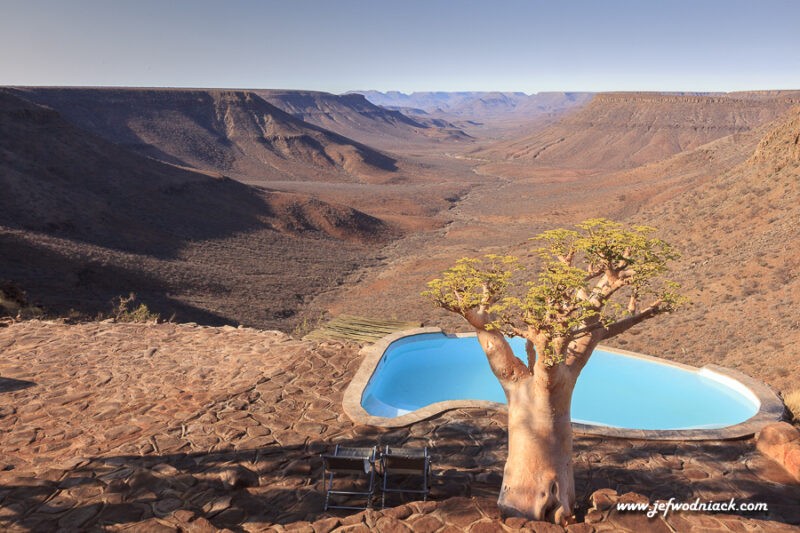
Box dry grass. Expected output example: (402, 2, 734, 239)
(111, 293, 160, 324)
(785, 389, 800, 422)
(0, 281, 43, 319)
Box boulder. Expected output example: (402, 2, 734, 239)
(219, 464, 260, 489)
(784, 446, 800, 481)
(756, 422, 800, 482)
(590, 487, 619, 511)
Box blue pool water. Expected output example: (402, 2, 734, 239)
(361, 333, 760, 430)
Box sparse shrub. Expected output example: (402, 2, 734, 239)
(740, 280, 760, 297)
(786, 389, 800, 423)
(291, 312, 324, 338)
(111, 293, 160, 323)
(0, 281, 43, 320)
(773, 266, 793, 285)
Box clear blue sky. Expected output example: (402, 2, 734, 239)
(1, 0, 799, 93)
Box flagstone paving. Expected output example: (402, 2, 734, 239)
(0, 320, 798, 532)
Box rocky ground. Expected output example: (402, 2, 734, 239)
(0, 320, 798, 532)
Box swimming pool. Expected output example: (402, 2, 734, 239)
(358, 332, 764, 432)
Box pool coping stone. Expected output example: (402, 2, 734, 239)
(342, 327, 786, 440)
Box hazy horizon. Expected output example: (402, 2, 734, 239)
(2, 0, 800, 93)
(6, 86, 800, 96)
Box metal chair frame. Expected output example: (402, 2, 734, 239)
(379, 445, 431, 509)
(321, 445, 377, 511)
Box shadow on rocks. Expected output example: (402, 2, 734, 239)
(0, 377, 35, 393)
(3, 423, 800, 531)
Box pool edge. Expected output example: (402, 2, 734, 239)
(342, 328, 787, 440)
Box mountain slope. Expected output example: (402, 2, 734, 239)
(255, 90, 469, 146)
(355, 91, 594, 140)
(357, 91, 493, 112)
(620, 106, 800, 392)
(10, 88, 398, 183)
(359, 90, 590, 120)
(0, 90, 388, 251)
(0, 90, 390, 327)
(480, 92, 800, 170)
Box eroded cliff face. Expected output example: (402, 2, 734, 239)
(10, 87, 398, 183)
(749, 106, 800, 167)
(0, 90, 388, 249)
(0, 90, 392, 328)
(480, 91, 800, 170)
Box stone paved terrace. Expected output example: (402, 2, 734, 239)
(0, 320, 798, 532)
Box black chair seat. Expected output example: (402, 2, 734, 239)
(380, 445, 431, 509)
(321, 445, 377, 511)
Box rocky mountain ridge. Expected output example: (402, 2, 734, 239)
(0, 89, 390, 327)
(10, 87, 398, 183)
(256, 89, 469, 147)
(478, 91, 800, 170)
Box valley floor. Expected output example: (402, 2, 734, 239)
(0, 321, 798, 531)
(304, 156, 800, 396)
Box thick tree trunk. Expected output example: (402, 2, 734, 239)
(497, 371, 576, 524)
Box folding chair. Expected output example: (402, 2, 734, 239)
(321, 445, 377, 511)
(380, 445, 431, 509)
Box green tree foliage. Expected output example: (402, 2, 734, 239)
(424, 219, 686, 367)
(423, 254, 519, 315)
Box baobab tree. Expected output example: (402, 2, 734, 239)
(423, 219, 684, 524)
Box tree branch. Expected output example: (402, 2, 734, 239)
(480, 283, 491, 307)
(564, 327, 604, 379)
(525, 339, 537, 373)
(509, 324, 528, 338)
(557, 251, 575, 266)
(465, 309, 531, 386)
(567, 300, 663, 339)
(476, 329, 531, 385)
(584, 265, 604, 281)
(600, 302, 663, 339)
(464, 307, 491, 329)
(585, 268, 634, 308)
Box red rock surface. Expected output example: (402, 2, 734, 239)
(757, 422, 800, 482)
(1, 320, 799, 531)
